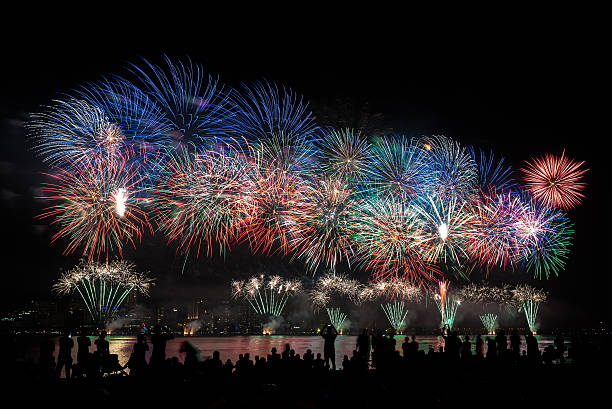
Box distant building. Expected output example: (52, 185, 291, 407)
(238, 305, 261, 334)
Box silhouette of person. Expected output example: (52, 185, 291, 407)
(56, 331, 74, 378)
(223, 359, 233, 375)
(342, 354, 350, 371)
(150, 325, 174, 367)
(388, 331, 396, 352)
(442, 330, 460, 360)
(402, 336, 410, 358)
(409, 335, 419, 355)
(282, 343, 291, 360)
(322, 324, 338, 370)
(526, 331, 540, 363)
(495, 329, 508, 358)
(132, 333, 149, 375)
(304, 348, 314, 367)
(76, 329, 91, 366)
(357, 329, 370, 361)
(209, 350, 222, 371)
(94, 331, 109, 357)
(268, 347, 280, 364)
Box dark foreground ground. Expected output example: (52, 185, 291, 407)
(4, 355, 609, 407)
(3, 331, 611, 407)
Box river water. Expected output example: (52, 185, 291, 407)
(33, 334, 560, 373)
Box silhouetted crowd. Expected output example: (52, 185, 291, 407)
(3, 325, 611, 406)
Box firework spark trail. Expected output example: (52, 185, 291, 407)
(433, 280, 461, 329)
(512, 196, 574, 278)
(230, 81, 320, 173)
(512, 284, 547, 333)
(289, 177, 357, 273)
(53, 260, 153, 326)
(411, 193, 473, 269)
(521, 150, 588, 210)
(127, 55, 235, 149)
(365, 135, 427, 200)
(27, 78, 171, 170)
(480, 313, 499, 334)
(28, 55, 588, 285)
(152, 144, 253, 257)
(418, 135, 477, 199)
(353, 198, 439, 287)
(318, 128, 370, 182)
(232, 275, 302, 318)
(464, 191, 527, 270)
(457, 283, 513, 305)
(326, 307, 348, 331)
(381, 301, 409, 333)
(469, 148, 516, 192)
(238, 158, 313, 255)
(310, 273, 364, 309)
(435, 294, 461, 329)
(38, 151, 152, 261)
(364, 279, 421, 302)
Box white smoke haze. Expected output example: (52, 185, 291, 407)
(184, 319, 202, 335)
(263, 316, 285, 334)
(404, 309, 417, 327)
(105, 303, 152, 333)
(105, 317, 130, 333)
(341, 319, 352, 332)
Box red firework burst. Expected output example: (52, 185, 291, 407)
(239, 160, 312, 255)
(38, 151, 151, 261)
(521, 150, 588, 210)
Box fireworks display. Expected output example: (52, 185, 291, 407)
(433, 280, 461, 329)
(29, 55, 589, 332)
(151, 144, 252, 258)
(289, 177, 357, 272)
(38, 152, 152, 261)
(352, 198, 439, 286)
(457, 283, 513, 305)
(53, 260, 153, 327)
(326, 307, 348, 332)
(318, 128, 370, 182)
(381, 301, 409, 333)
(512, 284, 547, 333)
(480, 313, 499, 334)
(521, 150, 588, 210)
(128, 56, 235, 149)
(231, 274, 302, 318)
(310, 273, 364, 309)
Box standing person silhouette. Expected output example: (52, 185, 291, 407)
(56, 331, 74, 378)
(94, 331, 109, 357)
(132, 333, 149, 375)
(526, 331, 540, 363)
(76, 329, 91, 367)
(150, 326, 173, 367)
(322, 324, 338, 370)
(357, 329, 370, 362)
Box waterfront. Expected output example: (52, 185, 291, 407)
(26, 334, 563, 372)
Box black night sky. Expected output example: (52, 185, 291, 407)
(0, 19, 608, 328)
